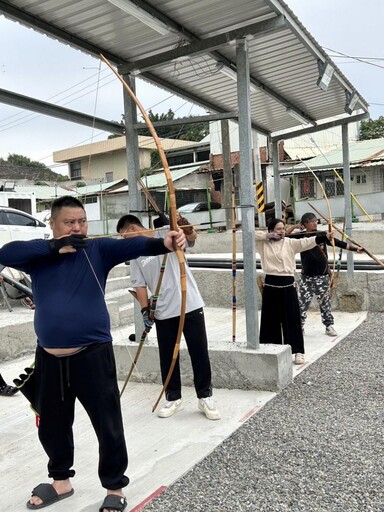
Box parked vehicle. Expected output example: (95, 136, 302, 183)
(175, 202, 229, 230)
(178, 202, 222, 213)
(35, 209, 51, 224)
(0, 206, 50, 247)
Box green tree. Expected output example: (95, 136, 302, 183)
(109, 110, 208, 142)
(1, 153, 47, 169)
(0, 153, 66, 181)
(137, 109, 208, 141)
(359, 116, 384, 140)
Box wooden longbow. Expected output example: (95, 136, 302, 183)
(100, 54, 187, 412)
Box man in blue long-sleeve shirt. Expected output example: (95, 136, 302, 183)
(0, 196, 185, 512)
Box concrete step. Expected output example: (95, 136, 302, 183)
(108, 263, 130, 278)
(105, 275, 131, 293)
(0, 305, 36, 359)
(105, 288, 133, 307)
(119, 302, 135, 325)
(0, 266, 135, 359)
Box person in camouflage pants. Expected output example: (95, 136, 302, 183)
(299, 273, 334, 331)
(289, 212, 363, 337)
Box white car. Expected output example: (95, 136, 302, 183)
(0, 206, 50, 248)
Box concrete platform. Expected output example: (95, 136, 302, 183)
(0, 309, 366, 512)
(114, 308, 293, 392)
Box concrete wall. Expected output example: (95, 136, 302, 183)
(186, 224, 384, 255)
(80, 149, 151, 182)
(294, 194, 384, 223)
(191, 267, 384, 313)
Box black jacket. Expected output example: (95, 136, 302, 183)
(296, 233, 348, 276)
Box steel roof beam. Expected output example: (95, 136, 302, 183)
(133, 112, 238, 130)
(0, 88, 124, 134)
(0, 1, 119, 64)
(119, 17, 287, 74)
(270, 112, 369, 142)
(0, 0, 312, 130)
(264, 0, 370, 113)
(141, 72, 270, 136)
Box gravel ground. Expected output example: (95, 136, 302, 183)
(143, 312, 384, 512)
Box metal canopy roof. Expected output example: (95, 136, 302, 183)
(0, 0, 369, 137)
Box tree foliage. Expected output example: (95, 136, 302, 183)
(0, 153, 66, 181)
(0, 153, 47, 169)
(359, 116, 384, 140)
(137, 109, 209, 141)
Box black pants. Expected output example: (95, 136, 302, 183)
(35, 343, 129, 489)
(259, 275, 304, 355)
(155, 307, 212, 401)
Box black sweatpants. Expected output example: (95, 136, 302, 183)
(259, 275, 304, 355)
(155, 307, 212, 401)
(35, 343, 129, 489)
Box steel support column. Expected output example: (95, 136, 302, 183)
(236, 39, 259, 349)
(342, 124, 354, 277)
(221, 120, 233, 230)
(122, 73, 142, 218)
(272, 141, 282, 220)
(122, 72, 144, 340)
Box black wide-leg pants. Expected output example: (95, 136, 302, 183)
(259, 275, 304, 355)
(155, 307, 212, 401)
(35, 343, 129, 489)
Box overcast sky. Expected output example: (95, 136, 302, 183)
(0, 0, 383, 174)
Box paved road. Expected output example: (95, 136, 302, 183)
(142, 312, 384, 512)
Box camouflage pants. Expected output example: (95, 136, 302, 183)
(298, 274, 334, 327)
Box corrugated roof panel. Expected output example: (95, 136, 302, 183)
(0, 0, 369, 138)
(106, 166, 201, 194)
(146, 166, 200, 188)
(14, 185, 77, 199)
(290, 138, 384, 170)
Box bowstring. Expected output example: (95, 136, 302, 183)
(82, 248, 146, 387)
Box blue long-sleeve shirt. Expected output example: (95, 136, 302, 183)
(0, 237, 169, 348)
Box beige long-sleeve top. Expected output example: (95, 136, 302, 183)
(255, 231, 318, 276)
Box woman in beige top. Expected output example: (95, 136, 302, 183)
(256, 218, 331, 365)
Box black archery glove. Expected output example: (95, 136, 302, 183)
(315, 232, 328, 244)
(49, 234, 88, 253)
(141, 307, 154, 332)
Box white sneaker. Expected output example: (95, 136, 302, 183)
(198, 397, 221, 420)
(325, 325, 337, 337)
(157, 399, 183, 418)
(294, 353, 305, 365)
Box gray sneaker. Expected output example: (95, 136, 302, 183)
(198, 397, 221, 420)
(157, 399, 183, 418)
(325, 325, 337, 337)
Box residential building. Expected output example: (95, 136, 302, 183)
(280, 137, 384, 221)
(53, 135, 200, 182)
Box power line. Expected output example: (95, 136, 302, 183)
(325, 47, 384, 71)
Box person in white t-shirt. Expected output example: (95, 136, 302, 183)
(117, 214, 220, 421)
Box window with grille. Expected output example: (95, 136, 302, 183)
(298, 176, 315, 198)
(322, 173, 344, 196)
(84, 196, 97, 204)
(69, 161, 82, 180)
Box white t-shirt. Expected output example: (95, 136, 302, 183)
(130, 229, 204, 320)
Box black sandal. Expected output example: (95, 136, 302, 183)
(99, 494, 127, 512)
(0, 384, 19, 396)
(26, 483, 74, 509)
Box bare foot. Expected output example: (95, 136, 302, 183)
(28, 479, 73, 507)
